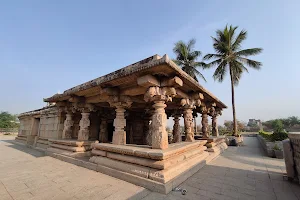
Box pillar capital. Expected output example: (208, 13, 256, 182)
(144, 86, 176, 103)
(108, 95, 132, 108)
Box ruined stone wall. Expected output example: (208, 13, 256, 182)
(289, 133, 300, 183)
(39, 109, 64, 139)
(19, 117, 33, 136)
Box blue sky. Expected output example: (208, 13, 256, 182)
(1, 0, 299, 125)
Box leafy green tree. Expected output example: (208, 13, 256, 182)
(204, 25, 262, 136)
(0, 112, 19, 128)
(173, 39, 206, 82)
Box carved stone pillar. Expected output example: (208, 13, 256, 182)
(201, 106, 209, 138)
(183, 108, 194, 142)
(62, 113, 73, 139)
(172, 115, 181, 143)
(99, 119, 108, 142)
(210, 107, 221, 137)
(212, 115, 219, 137)
(112, 106, 126, 145)
(144, 86, 176, 150)
(151, 100, 168, 149)
(78, 112, 90, 140)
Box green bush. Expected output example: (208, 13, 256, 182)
(259, 130, 288, 142)
(272, 131, 288, 141)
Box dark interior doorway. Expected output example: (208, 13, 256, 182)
(107, 121, 114, 142)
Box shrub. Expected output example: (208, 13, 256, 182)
(273, 144, 281, 150)
(271, 131, 288, 141)
(259, 130, 288, 141)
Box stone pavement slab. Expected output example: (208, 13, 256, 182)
(0, 135, 150, 200)
(143, 137, 300, 200)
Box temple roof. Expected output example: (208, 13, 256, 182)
(43, 54, 227, 109)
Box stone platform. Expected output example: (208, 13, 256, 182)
(89, 140, 209, 193)
(205, 136, 228, 153)
(34, 136, 49, 149)
(15, 135, 27, 144)
(47, 139, 96, 158)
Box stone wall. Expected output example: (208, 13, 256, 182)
(19, 117, 32, 136)
(257, 135, 283, 157)
(39, 109, 64, 139)
(288, 133, 300, 183)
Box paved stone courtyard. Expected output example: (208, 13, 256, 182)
(1, 135, 299, 200)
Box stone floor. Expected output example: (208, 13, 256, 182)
(0, 135, 149, 200)
(143, 137, 300, 200)
(1, 135, 299, 200)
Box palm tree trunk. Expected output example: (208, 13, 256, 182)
(229, 65, 238, 136)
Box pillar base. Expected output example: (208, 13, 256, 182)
(112, 131, 126, 145)
(47, 139, 96, 158)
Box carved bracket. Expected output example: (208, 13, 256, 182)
(144, 86, 176, 102)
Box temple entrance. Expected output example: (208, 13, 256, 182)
(107, 121, 114, 142)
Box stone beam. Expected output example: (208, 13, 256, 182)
(137, 75, 160, 88)
(68, 96, 85, 103)
(175, 89, 189, 99)
(120, 86, 147, 96)
(161, 76, 183, 88)
(86, 95, 109, 103)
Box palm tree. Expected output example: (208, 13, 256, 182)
(173, 39, 206, 82)
(204, 25, 262, 136)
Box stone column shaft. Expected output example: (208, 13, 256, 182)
(212, 115, 219, 137)
(62, 113, 73, 139)
(173, 115, 181, 143)
(99, 119, 108, 142)
(202, 113, 209, 138)
(112, 106, 126, 145)
(151, 101, 168, 149)
(78, 112, 90, 141)
(184, 109, 195, 142)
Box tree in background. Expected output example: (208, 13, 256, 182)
(173, 39, 206, 82)
(224, 120, 246, 133)
(0, 112, 19, 128)
(263, 116, 300, 131)
(204, 25, 262, 136)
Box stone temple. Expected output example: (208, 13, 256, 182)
(16, 54, 228, 193)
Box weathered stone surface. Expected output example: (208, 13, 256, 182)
(91, 156, 150, 178)
(91, 149, 107, 157)
(48, 139, 93, 147)
(93, 143, 135, 155)
(172, 115, 181, 143)
(183, 108, 194, 142)
(62, 113, 73, 139)
(99, 119, 108, 143)
(201, 111, 209, 138)
(149, 151, 209, 183)
(206, 142, 228, 152)
(151, 101, 168, 149)
(78, 112, 90, 141)
(92, 141, 207, 161)
(49, 143, 90, 152)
